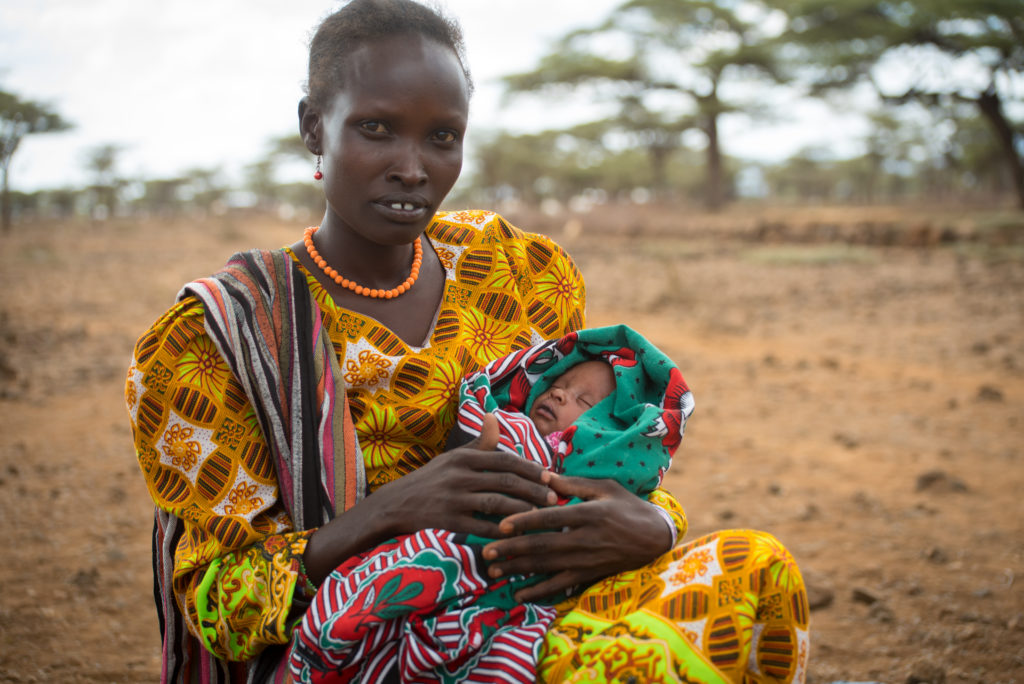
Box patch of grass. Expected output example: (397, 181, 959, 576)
(633, 239, 713, 260)
(19, 244, 59, 265)
(739, 245, 878, 266)
(950, 243, 1024, 263)
(973, 213, 1024, 234)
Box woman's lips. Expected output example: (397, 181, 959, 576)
(372, 201, 430, 223)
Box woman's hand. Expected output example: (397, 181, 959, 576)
(372, 414, 558, 537)
(304, 414, 557, 583)
(481, 473, 673, 603)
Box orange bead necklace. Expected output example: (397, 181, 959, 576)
(303, 225, 423, 299)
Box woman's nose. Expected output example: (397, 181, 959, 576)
(387, 143, 427, 186)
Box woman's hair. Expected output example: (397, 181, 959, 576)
(307, 0, 474, 108)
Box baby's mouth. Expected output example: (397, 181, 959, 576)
(535, 403, 556, 421)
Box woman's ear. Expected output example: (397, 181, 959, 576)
(298, 97, 321, 155)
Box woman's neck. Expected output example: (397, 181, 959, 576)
(312, 222, 419, 291)
(290, 225, 446, 347)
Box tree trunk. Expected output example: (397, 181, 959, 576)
(976, 87, 1024, 210)
(704, 112, 723, 211)
(648, 144, 670, 201)
(1, 163, 10, 233)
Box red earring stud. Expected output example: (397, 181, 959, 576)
(314, 155, 323, 180)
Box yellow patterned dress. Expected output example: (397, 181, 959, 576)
(127, 210, 807, 683)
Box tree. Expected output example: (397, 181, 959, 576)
(270, 133, 311, 161)
(0, 89, 71, 231)
(503, 0, 787, 209)
(244, 159, 279, 211)
(469, 123, 709, 206)
(83, 143, 124, 219)
(180, 166, 228, 214)
(778, 0, 1024, 208)
(138, 177, 188, 216)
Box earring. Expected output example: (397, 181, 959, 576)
(313, 155, 323, 180)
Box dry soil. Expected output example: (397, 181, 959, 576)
(1, 207, 1021, 683)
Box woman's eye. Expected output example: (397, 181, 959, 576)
(434, 130, 458, 143)
(361, 121, 388, 134)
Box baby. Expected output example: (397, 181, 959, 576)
(530, 359, 614, 445)
(290, 325, 694, 684)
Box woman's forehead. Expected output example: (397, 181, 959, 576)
(339, 34, 469, 105)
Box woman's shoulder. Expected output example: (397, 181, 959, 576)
(429, 209, 571, 264)
(131, 295, 208, 369)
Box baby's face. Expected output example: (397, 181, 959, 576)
(528, 360, 615, 436)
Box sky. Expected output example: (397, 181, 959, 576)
(0, 0, 865, 194)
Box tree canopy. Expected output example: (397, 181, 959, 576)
(0, 89, 71, 231)
(777, 0, 1024, 207)
(502, 0, 788, 209)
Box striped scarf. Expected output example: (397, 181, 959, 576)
(153, 249, 364, 683)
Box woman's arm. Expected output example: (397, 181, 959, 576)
(132, 302, 560, 659)
(302, 413, 557, 583)
(129, 300, 317, 660)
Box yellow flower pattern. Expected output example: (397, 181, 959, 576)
(178, 335, 231, 395)
(419, 360, 459, 406)
(462, 309, 513, 365)
(126, 375, 138, 410)
(435, 247, 457, 270)
(224, 482, 265, 517)
(445, 209, 491, 225)
(356, 401, 404, 470)
(302, 211, 588, 489)
(670, 548, 713, 585)
(534, 256, 581, 320)
(480, 256, 514, 290)
(161, 423, 200, 471)
(344, 349, 392, 387)
(751, 531, 803, 594)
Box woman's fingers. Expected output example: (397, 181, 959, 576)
(546, 472, 619, 499)
(484, 537, 618, 601)
(478, 477, 676, 601)
(494, 475, 623, 535)
(494, 501, 583, 536)
(447, 450, 555, 507)
(485, 531, 594, 564)
(369, 421, 560, 537)
(465, 492, 539, 518)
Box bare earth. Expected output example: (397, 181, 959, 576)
(1, 207, 1022, 683)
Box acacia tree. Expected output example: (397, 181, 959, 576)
(0, 89, 71, 231)
(503, 0, 786, 210)
(778, 0, 1024, 208)
(83, 143, 124, 218)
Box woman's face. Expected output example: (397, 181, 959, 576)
(312, 34, 470, 246)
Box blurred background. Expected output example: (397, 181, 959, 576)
(2, 0, 1022, 226)
(1, 2, 1022, 683)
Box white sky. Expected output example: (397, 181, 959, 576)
(1, 0, 864, 193)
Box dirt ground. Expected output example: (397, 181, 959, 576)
(1, 206, 1022, 683)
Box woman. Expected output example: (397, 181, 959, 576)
(126, 1, 808, 682)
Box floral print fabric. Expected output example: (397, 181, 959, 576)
(539, 530, 810, 683)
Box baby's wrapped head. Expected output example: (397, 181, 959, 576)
(456, 325, 694, 498)
(527, 360, 614, 436)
